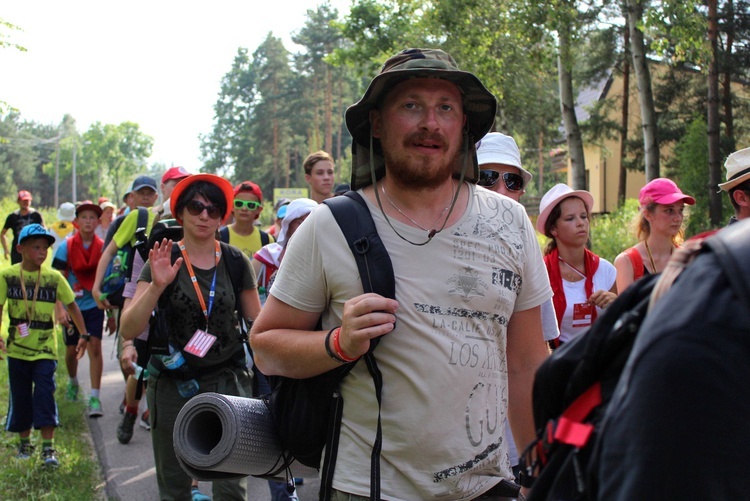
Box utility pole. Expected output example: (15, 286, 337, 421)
(72, 142, 77, 203)
(54, 139, 61, 208)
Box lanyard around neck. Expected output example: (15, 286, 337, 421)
(20, 268, 41, 324)
(558, 257, 587, 280)
(178, 240, 221, 327)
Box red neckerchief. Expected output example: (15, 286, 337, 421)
(67, 232, 103, 290)
(544, 247, 600, 328)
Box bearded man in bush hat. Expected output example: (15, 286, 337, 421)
(251, 48, 551, 500)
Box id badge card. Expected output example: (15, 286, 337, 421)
(184, 329, 217, 358)
(17, 322, 30, 338)
(572, 302, 593, 328)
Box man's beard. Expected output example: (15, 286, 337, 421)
(382, 131, 463, 190)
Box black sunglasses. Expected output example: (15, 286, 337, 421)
(478, 170, 524, 191)
(185, 200, 222, 219)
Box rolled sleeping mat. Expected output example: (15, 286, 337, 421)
(173, 392, 318, 482)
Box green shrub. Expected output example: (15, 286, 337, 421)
(590, 198, 640, 263)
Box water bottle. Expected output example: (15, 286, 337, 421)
(131, 362, 149, 380)
(163, 346, 199, 399)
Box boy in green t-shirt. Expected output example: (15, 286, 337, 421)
(0, 224, 89, 468)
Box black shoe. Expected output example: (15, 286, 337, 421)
(117, 412, 137, 444)
(41, 447, 59, 468)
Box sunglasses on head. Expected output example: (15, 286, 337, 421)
(478, 170, 524, 191)
(233, 199, 262, 210)
(185, 200, 223, 219)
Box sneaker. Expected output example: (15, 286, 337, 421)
(87, 396, 104, 418)
(16, 442, 34, 459)
(191, 486, 210, 501)
(139, 410, 151, 431)
(41, 447, 59, 468)
(118, 396, 126, 414)
(117, 412, 137, 444)
(66, 382, 79, 402)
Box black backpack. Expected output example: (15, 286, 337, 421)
(520, 225, 750, 501)
(100, 208, 150, 308)
(264, 192, 394, 501)
(218, 225, 270, 247)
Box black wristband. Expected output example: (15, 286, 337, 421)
(325, 326, 347, 364)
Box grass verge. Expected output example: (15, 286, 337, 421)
(0, 332, 104, 500)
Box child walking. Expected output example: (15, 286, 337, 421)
(0, 224, 90, 468)
(53, 201, 106, 417)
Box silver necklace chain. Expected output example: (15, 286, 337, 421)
(381, 183, 452, 233)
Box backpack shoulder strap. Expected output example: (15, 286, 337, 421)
(136, 207, 149, 227)
(218, 226, 230, 244)
(624, 247, 644, 279)
(133, 208, 151, 261)
(322, 191, 392, 501)
(323, 192, 395, 300)
(219, 241, 246, 320)
(259, 229, 269, 247)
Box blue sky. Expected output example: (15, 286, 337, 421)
(1, 0, 351, 170)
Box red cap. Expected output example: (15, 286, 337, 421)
(17, 190, 32, 201)
(639, 178, 695, 207)
(161, 166, 191, 184)
(98, 196, 110, 205)
(76, 200, 103, 217)
(233, 181, 263, 202)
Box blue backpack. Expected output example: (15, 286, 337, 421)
(100, 208, 149, 307)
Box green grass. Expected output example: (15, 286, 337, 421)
(0, 198, 105, 500)
(0, 334, 105, 500)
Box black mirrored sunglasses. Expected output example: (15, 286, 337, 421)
(186, 200, 222, 219)
(478, 170, 524, 191)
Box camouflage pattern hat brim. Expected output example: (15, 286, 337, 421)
(345, 48, 497, 190)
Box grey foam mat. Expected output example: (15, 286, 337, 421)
(173, 392, 317, 480)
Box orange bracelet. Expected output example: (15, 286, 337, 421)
(332, 327, 359, 363)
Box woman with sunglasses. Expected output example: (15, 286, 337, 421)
(538, 184, 617, 346)
(219, 181, 274, 257)
(119, 174, 261, 500)
(475, 132, 532, 197)
(614, 178, 695, 292)
(476, 132, 560, 480)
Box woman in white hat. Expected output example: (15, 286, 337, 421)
(538, 184, 617, 345)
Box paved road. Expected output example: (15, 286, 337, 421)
(76, 333, 318, 500)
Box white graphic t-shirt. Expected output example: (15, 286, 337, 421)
(271, 184, 552, 500)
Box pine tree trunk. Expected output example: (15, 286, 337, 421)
(325, 62, 333, 154)
(723, 0, 735, 147)
(558, 31, 587, 190)
(628, 0, 660, 180)
(619, 27, 631, 207)
(708, 0, 723, 226)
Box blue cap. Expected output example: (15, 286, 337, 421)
(130, 175, 158, 193)
(18, 223, 55, 246)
